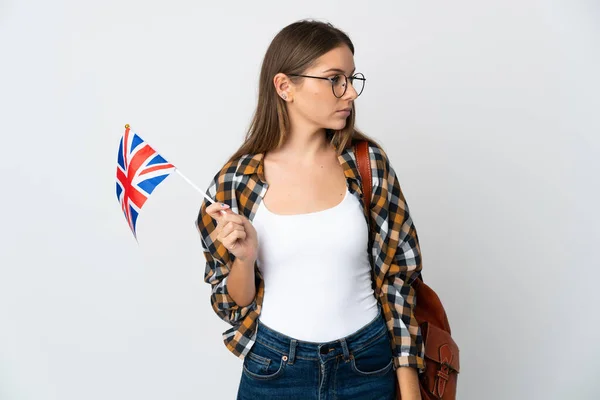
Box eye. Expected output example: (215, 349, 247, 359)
(330, 75, 341, 83)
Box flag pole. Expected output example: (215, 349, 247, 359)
(174, 169, 227, 216)
(175, 169, 216, 205)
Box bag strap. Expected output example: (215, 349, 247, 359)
(354, 140, 372, 213)
(354, 140, 378, 294)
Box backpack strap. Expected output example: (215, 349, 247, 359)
(354, 140, 372, 212)
(354, 140, 380, 294)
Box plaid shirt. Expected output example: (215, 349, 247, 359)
(196, 140, 425, 370)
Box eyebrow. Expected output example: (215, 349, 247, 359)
(321, 67, 356, 75)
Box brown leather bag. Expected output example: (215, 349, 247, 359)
(354, 140, 460, 400)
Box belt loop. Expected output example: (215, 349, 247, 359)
(340, 338, 351, 362)
(288, 339, 297, 365)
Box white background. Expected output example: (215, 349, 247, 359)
(1, 1, 598, 399)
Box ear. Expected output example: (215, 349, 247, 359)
(273, 72, 293, 102)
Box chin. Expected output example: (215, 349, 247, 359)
(328, 119, 348, 131)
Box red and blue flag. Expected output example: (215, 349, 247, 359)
(116, 124, 175, 238)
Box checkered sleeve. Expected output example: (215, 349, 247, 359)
(380, 152, 425, 371)
(196, 166, 257, 326)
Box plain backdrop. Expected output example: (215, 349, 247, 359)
(1, 1, 598, 399)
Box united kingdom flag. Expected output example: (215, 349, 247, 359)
(116, 124, 175, 238)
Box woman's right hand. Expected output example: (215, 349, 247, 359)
(205, 203, 258, 264)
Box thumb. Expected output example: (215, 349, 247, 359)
(220, 208, 236, 216)
(217, 207, 238, 222)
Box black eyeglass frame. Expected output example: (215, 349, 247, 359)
(287, 72, 366, 98)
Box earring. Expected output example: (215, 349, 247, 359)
(281, 93, 287, 100)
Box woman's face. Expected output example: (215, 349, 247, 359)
(287, 45, 359, 131)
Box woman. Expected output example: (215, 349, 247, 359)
(196, 20, 424, 400)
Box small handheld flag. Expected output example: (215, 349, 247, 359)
(116, 124, 176, 239)
(115, 124, 226, 241)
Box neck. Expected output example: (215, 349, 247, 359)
(271, 122, 333, 163)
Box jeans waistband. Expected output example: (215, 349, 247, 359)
(255, 303, 388, 363)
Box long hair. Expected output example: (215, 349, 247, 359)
(226, 19, 380, 164)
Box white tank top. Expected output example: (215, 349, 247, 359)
(252, 187, 379, 342)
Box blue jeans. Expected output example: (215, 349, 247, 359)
(237, 304, 396, 399)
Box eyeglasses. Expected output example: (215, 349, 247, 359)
(287, 72, 366, 98)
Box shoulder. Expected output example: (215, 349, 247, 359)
(350, 138, 392, 179)
(350, 136, 390, 162)
(367, 140, 390, 165)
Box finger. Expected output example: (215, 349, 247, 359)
(217, 222, 244, 241)
(206, 201, 230, 214)
(220, 222, 244, 237)
(214, 209, 235, 226)
(223, 229, 246, 244)
(223, 230, 247, 248)
(219, 212, 243, 226)
(206, 202, 231, 221)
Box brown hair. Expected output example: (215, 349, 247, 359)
(226, 19, 380, 164)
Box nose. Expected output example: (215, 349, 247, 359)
(343, 80, 359, 100)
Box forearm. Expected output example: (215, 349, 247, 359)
(396, 367, 421, 400)
(226, 257, 256, 307)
